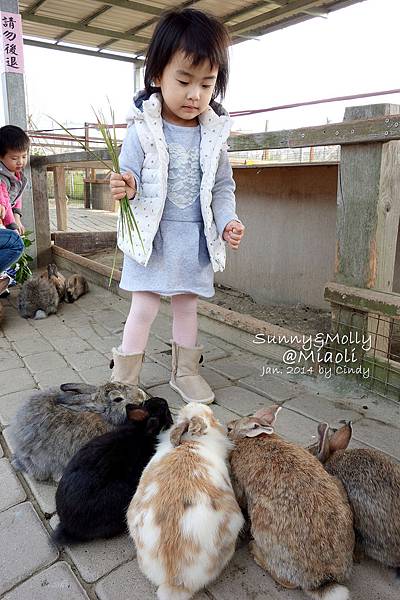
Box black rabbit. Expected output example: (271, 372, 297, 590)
(53, 397, 173, 545)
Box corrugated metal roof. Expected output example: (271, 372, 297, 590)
(19, 0, 366, 62)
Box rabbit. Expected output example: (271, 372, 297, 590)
(227, 405, 354, 600)
(17, 263, 66, 319)
(127, 402, 244, 600)
(9, 381, 146, 482)
(53, 397, 173, 545)
(64, 274, 89, 303)
(309, 421, 400, 571)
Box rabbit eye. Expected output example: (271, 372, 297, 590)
(113, 396, 124, 403)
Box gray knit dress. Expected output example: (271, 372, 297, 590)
(119, 118, 238, 298)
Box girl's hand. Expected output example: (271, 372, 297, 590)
(110, 171, 137, 201)
(0, 205, 5, 220)
(223, 220, 245, 250)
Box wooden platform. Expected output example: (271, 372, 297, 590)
(49, 206, 118, 233)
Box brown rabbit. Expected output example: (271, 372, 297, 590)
(227, 406, 354, 600)
(310, 421, 400, 571)
(18, 263, 66, 319)
(65, 274, 89, 303)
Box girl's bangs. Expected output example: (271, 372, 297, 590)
(178, 32, 227, 70)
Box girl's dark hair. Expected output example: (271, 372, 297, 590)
(144, 8, 230, 101)
(0, 125, 30, 156)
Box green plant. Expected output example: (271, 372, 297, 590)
(11, 231, 34, 284)
(51, 103, 144, 252)
(51, 103, 145, 287)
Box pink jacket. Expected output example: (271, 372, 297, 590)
(0, 177, 21, 229)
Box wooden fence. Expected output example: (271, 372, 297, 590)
(30, 102, 400, 398)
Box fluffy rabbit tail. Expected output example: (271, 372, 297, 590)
(157, 584, 192, 600)
(33, 310, 47, 320)
(52, 523, 80, 547)
(306, 583, 350, 600)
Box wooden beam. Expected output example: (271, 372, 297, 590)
(23, 39, 143, 63)
(31, 148, 113, 168)
(223, 1, 282, 25)
(55, 4, 113, 43)
(53, 166, 67, 231)
(51, 231, 116, 253)
(31, 164, 52, 267)
(96, 0, 202, 50)
(89, 0, 162, 16)
(229, 0, 366, 38)
(21, 0, 47, 16)
(324, 282, 400, 318)
(229, 0, 329, 33)
(228, 114, 400, 152)
(22, 14, 149, 44)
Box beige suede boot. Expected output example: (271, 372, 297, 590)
(169, 341, 215, 404)
(110, 346, 147, 401)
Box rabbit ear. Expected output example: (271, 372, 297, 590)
(170, 419, 190, 447)
(317, 423, 331, 463)
(55, 393, 104, 413)
(60, 383, 97, 395)
(169, 416, 208, 446)
(146, 416, 162, 435)
(188, 416, 207, 437)
(329, 422, 353, 453)
(245, 422, 274, 438)
(126, 406, 149, 422)
(253, 405, 281, 426)
(47, 263, 58, 277)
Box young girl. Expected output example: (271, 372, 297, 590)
(110, 8, 245, 404)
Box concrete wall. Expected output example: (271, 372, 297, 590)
(215, 163, 338, 309)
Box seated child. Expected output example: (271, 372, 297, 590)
(0, 125, 30, 295)
(0, 125, 30, 234)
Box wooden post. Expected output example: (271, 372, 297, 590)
(53, 166, 67, 231)
(334, 103, 400, 359)
(133, 61, 142, 94)
(31, 163, 52, 266)
(84, 122, 91, 208)
(262, 120, 269, 161)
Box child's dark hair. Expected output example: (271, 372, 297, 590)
(145, 8, 230, 101)
(0, 125, 30, 157)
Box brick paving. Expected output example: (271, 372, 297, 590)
(1, 279, 399, 599)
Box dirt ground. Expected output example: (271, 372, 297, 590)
(85, 248, 331, 336)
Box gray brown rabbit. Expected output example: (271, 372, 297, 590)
(17, 263, 66, 319)
(9, 382, 145, 482)
(227, 406, 354, 600)
(65, 274, 89, 303)
(309, 421, 400, 571)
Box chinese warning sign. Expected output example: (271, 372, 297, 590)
(0, 12, 24, 74)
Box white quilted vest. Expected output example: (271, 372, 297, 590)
(117, 93, 232, 272)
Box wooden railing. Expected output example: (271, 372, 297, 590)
(30, 102, 400, 299)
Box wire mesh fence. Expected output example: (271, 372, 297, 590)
(229, 145, 340, 164)
(48, 170, 85, 207)
(322, 302, 400, 402)
(47, 169, 112, 209)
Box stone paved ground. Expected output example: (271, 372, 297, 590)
(1, 279, 399, 599)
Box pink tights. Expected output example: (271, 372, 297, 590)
(121, 292, 198, 353)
